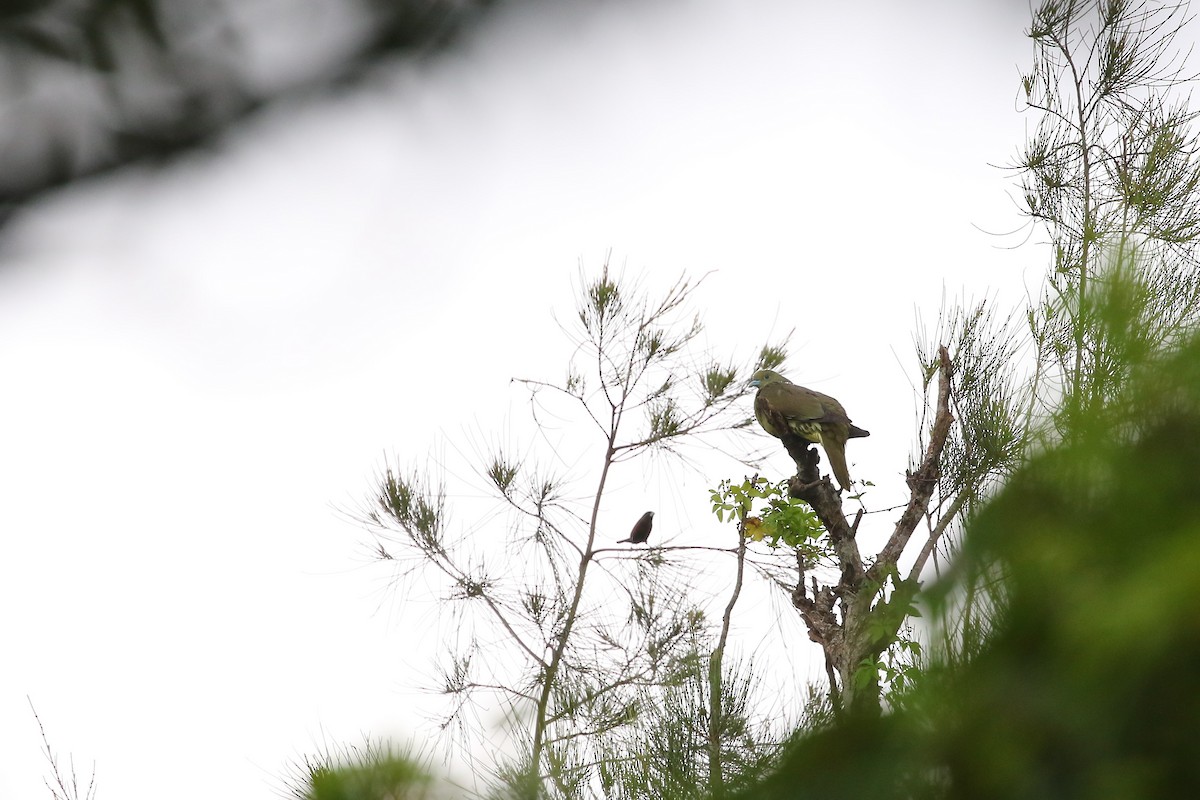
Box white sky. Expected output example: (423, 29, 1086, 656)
(1, 1, 1037, 797)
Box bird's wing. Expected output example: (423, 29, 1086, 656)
(807, 389, 854, 427)
(761, 383, 848, 424)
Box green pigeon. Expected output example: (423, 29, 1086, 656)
(749, 369, 869, 490)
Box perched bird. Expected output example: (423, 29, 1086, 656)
(749, 369, 869, 491)
(617, 511, 655, 544)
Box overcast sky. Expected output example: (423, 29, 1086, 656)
(1, 1, 1036, 797)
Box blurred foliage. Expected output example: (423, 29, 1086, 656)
(733, 317, 1200, 798)
(281, 736, 434, 800)
(0, 0, 505, 218)
(307, 755, 432, 800)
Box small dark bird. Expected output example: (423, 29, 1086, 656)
(617, 511, 655, 544)
(749, 369, 870, 491)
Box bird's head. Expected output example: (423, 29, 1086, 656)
(749, 369, 790, 389)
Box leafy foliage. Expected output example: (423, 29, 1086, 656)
(597, 653, 784, 800)
(708, 477, 823, 552)
(1016, 0, 1200, 441)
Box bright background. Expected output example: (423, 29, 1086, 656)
(1, 1, 1036, 797)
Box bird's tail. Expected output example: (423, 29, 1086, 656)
(825, 441, 853, 492)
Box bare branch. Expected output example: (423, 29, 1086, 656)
(872, 346, 956, 580)
(906, 488, 971, 584)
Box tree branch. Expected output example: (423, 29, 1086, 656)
(906, 488, 970, 584)
(870, 345, 955, 582)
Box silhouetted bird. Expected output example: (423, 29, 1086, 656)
(617, 511, 654, 544)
